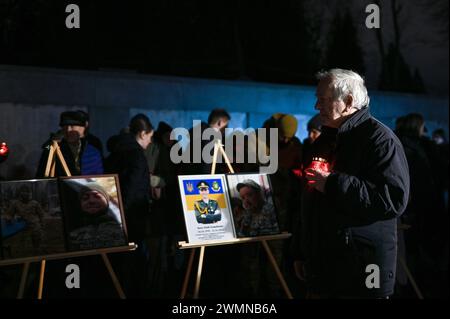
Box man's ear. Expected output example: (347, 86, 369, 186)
(344, 95, 354, 112)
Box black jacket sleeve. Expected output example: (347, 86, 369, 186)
(325, 137, 410, 223)
(120, 150, 150, 210)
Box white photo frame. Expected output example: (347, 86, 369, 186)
(178, 174, 236, 243)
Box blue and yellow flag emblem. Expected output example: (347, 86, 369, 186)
(183, 179, 226, 210)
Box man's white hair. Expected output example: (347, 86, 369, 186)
(316, 69, 370, 109)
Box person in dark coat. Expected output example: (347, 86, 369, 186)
(257, 113, 303, 297)
(35, 112, 105, 298)
(396, 114, 441, 239)
(396, 114, 447, 297)
(105, 114, 153, 243)
(293, 69, 410, 298)
(104, 113, 154, 297)
(143, 121, 187, 297)
(36, 111, 103, 177)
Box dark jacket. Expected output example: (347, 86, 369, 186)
(397, 135, 437, 221)
(36, 138, 103, 177)
(397, 134, 446, 254)
(104, 133, 150, 242)
(298, 107, 410, 298)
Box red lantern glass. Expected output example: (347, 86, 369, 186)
(306, 157, 330, 186)
(309, 157, 330, 173)
(0, 142, 9, 163)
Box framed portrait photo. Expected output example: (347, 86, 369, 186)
(178, 174, 236, 243)
(226, 173, 280, 238)
(0, 179, 66, 260)
(58, 174, 128, 251)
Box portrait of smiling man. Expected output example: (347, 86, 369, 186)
(67, 181, 127, 251)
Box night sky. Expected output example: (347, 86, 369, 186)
(0, 0, 448, 96)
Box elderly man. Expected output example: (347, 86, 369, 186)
(294, 69, 410, 298)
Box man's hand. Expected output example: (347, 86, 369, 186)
(304, 168, 330, 193)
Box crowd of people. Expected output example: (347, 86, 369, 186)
(0, 68, 448, 299)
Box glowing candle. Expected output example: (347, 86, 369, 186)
(309, 157, 330, 173)
(0, 142, 9, 163)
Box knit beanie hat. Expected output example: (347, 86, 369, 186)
(278, 114, 298, 138)
(307, 114, 322, 132)
(79, 182, 109, 207)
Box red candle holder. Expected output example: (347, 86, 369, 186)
(0, 142, 9, 163)
(309, 157, 330, 173)
(306, 157, 330, 186)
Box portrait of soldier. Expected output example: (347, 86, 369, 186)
(68, 182, 127, 250)
(193, 181, 222, 224)
(4, 184, 45, 253)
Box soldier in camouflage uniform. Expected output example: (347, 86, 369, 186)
(5, 184, 44, 252)
(193, 181, 222, 224)
(68, 182, 126, 250)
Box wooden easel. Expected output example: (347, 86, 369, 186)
(0, 140, 132, 299)
(44, 140, 72, 179)
(0, 244, 137, 299)
(179, 140, 293, 299)
(397, 223, 424, 299)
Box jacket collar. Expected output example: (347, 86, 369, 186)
(338, 106, 371, 134)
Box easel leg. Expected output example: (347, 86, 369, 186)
(50, 160, 56, 177)
(399, 256, 424, 299)
(261, 240, 293, 299)
(37, 259, 46, 299)
(211, 143, 219, 175)
(101, 253, 126, 299)
(54, 143, 72, 176)
(17, 262, 30, 299)
(218, 145, 235, 173)
(180, 248, 196, 299)
(193, 246, 206, 299)
(44, 146, 56, 177)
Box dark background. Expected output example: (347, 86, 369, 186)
(0, 0, 448, 95)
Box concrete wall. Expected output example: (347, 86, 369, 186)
(0, 64, 448, 180)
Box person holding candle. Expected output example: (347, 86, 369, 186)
(293, 69, 410, 299)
